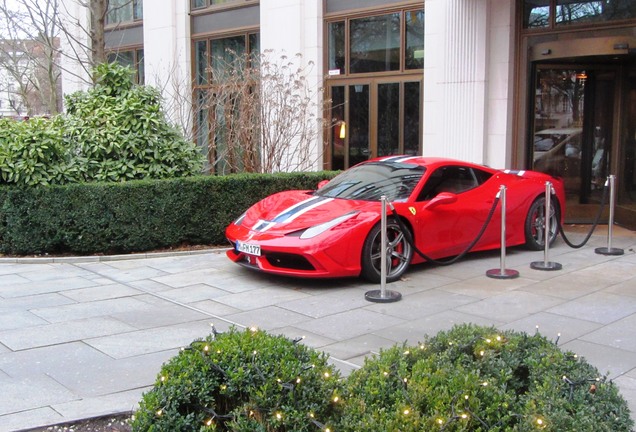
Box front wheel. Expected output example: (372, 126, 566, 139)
(361, 219, 413, 283)
(524, 196, 559, 250)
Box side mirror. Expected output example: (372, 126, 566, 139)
(317, 180, 330, 189)
(424, 192, 457, 210)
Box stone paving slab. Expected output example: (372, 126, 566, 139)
(0, 228, 634, 431)
(0, 317, 137, 351)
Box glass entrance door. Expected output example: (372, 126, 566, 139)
(530, 66, 617, 222)
(617, 65, 636, 229)
(328, 80, 421, 170)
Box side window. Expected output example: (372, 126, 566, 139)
(417, 166, 480, 201)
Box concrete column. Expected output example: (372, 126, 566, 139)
(259, 0, 324, 171)
(424, 0, 514, 167)
(142, 0, 192, 133)
(59, 0, 92, 102)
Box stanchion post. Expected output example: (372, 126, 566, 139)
(366, 196, 402, 303)
(595, 175, 624, 256)
(530, 181, 562, 271)
(487, 185, 519, 279)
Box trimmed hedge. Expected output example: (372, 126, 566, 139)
(0, 171, 337, 255)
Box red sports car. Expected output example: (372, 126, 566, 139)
(225, 156, 565, 282)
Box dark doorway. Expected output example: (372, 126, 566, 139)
(529, 62, 635, 228)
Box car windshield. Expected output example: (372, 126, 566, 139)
(315, 162, 425, 201)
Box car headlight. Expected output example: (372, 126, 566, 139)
(299, 212, 358, 239)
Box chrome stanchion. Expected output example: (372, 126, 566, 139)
(366, 196, 402, 303)
(595, 175, 624, 256)
(530, 181, 562, 271)
(487, 185, 519, 279)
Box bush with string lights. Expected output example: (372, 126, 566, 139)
(133, 324, 633, 431)
(335, 323, 633, 431)
(131, 326, 343, 431)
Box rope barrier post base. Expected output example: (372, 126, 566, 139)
(487, 185, 519, 280)
(486, 268, 520, 279)
(366, 196, 402, 303)
(531, 181, 562, 272)
(365, 289, 402, 303)
(530, 260, 562, 271)
(595, 175, 624, 256)
(595, 246, 624, 256)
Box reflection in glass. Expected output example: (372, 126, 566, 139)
(404, 82, 421, 156)
(378, 83, 399, 157)
(556, 0, 636, 25)
(136, 49, 144, 84)
(622, 68, 636, 214)
(350, 13, 400, 73)
(194, 89, 211, 170)
(316, 162, 425, 202)
(211, 36, 246, 80)
(523, 0, 550, 28)
(405, 9, 424, 70)
(532, 69, 586, 195)
(195, 40, 208, 85)
(331, 86, 345, 171)
(349, 84, 369, 166)
(328, 21, 345, 74)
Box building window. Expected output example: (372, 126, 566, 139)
(106, 0, 143, 25)
(523, 0, 636, 29)
(191, 0, 251, 11)
(326, 7, 424, 170)
(107, 48, 144, 84)
(328, 8, 424, 76)
(193, 32, 260, 174)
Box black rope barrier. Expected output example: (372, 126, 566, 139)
(390, 196, 501, 266)
(556, 182, 608, 249)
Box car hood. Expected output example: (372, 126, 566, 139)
(240, 190, 376, 234)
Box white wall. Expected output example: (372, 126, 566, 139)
(260, 0, 324, 171)
(59, 0, 92, 101)
(424, 0, 514, 168)
(142, 0, 192, 134)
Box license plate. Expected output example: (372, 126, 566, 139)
(237, 241, 261, 256)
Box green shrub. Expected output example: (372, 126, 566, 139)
(336, 324, 633, 431)
(0, 63, 203, 187)
(132, 327, 343, 432)
(0, 171, 337, 255)
(133, 325, 633, 431)
(0, 116, 81, 186)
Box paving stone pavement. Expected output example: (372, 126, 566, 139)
(0, 227, 635, 431)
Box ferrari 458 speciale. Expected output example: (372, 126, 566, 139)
(225, 156, 565, 282)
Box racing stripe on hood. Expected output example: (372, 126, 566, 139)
(253, 196, 334, 232)
(272, 196, 334, 223)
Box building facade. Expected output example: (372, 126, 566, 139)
(61, 0, 636, 229)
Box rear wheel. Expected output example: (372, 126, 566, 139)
(525, 196, 559, 250)
(361, 219, 413, 283)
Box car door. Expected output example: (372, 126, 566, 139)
(411, 165, 499, 259)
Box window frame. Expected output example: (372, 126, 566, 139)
(521, 0, 636, 32)
(105, 0, 143, 27)
(326, 6, 424, 78)
(191, 31, 260, 174)
(106, 47, 144, 84)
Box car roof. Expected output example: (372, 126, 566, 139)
(367, 155, 495, 172)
